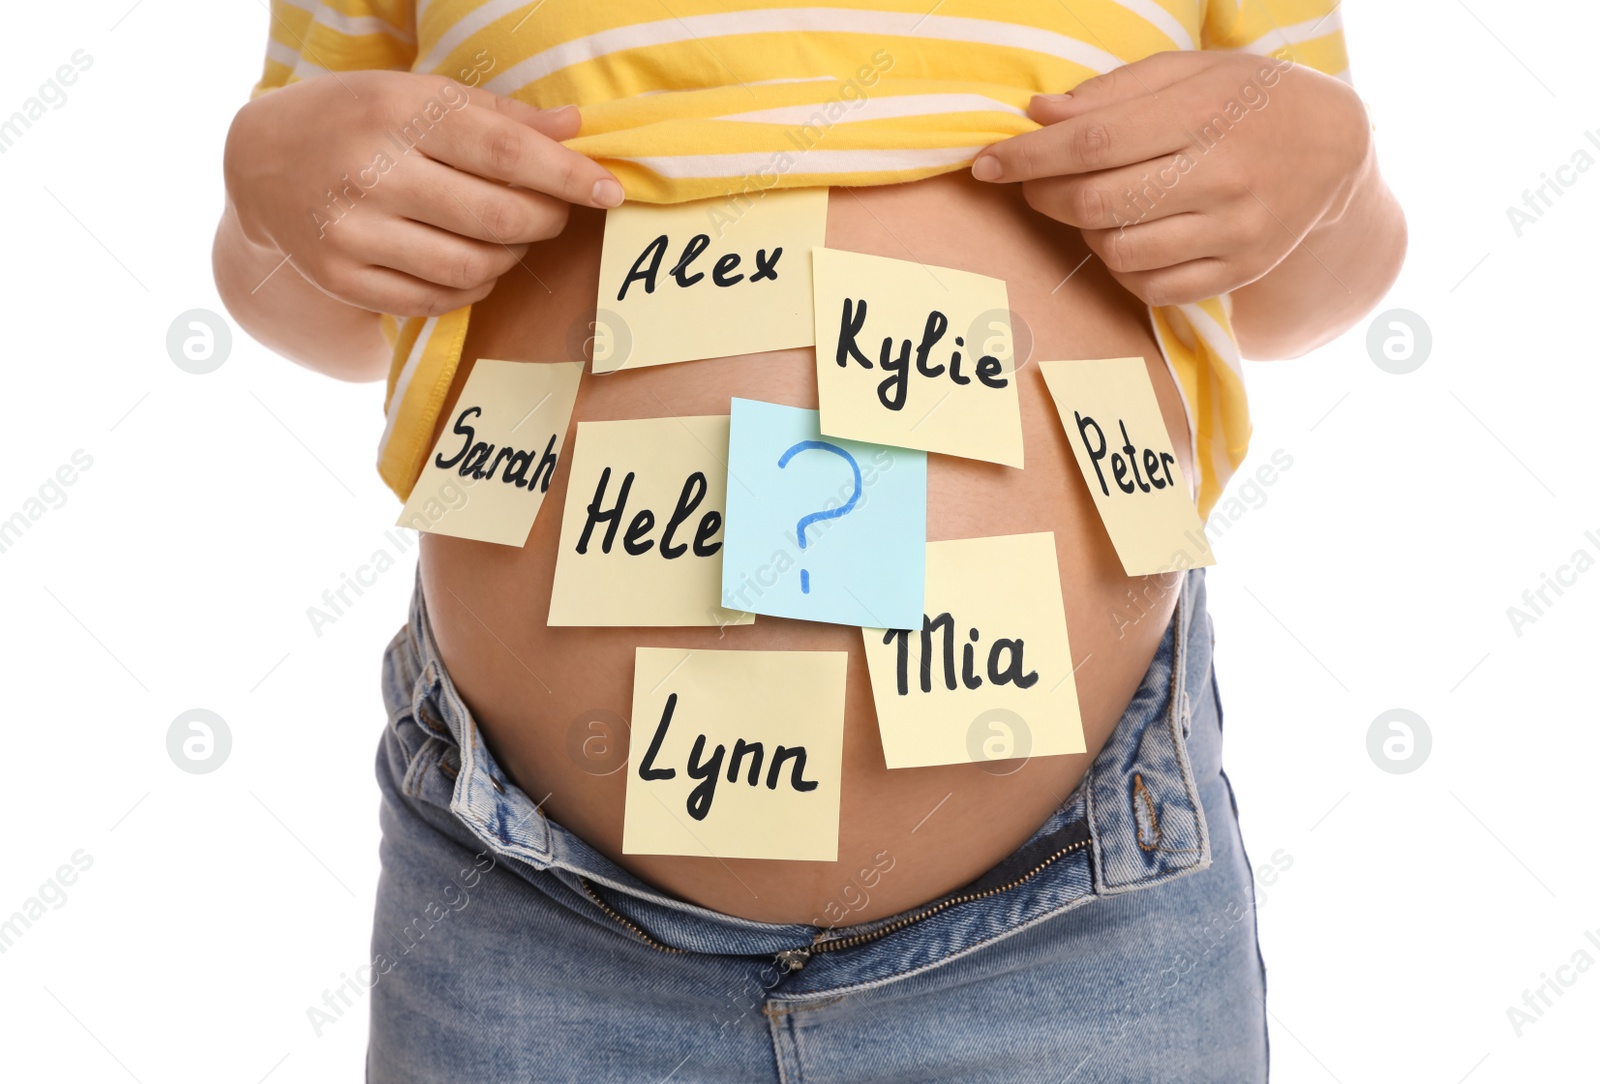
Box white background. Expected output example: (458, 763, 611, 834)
(1, 3, 1595, 1081)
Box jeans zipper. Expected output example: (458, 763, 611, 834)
(782, 837, 1092, 969)
(579, 836, 1092, 971)
(577, 876, 685, 955)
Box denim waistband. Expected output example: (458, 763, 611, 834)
(382, 567, 1216, 992)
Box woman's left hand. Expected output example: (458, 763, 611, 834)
(972, 51, 1372, 307)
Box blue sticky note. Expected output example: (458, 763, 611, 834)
(722, 399, 926, 628)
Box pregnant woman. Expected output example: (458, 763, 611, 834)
(215, 4, 1403, 1081)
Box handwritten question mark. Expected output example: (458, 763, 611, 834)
(777, 440, 863, 594)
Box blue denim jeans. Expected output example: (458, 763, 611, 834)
(367, 569, 1267, 1082)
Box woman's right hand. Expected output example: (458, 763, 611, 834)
(223, 70, 623, 318)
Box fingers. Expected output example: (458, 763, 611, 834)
(453, 85, 583, 142)
(347, 217, 529, 291)
(1080, 213, 1224, 275)
(1026, 52, 1212, 125)
(1105, 256, 1238, 308)
(974, 92, 1197, 183)
(394, 159, 572, 244)
(1020, 153, 1219, 230)
(314, 261, 497, 318)
(421, 100, 624, 207)
(298, 212, 523, 317)
(973, 51, 1218, 182)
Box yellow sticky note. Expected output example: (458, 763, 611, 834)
(624, 647, 847, 862)
(1040, 358, 1216, 576)
(594, 189, 829, 372)
(812, 247, 1024, 467)
(548, 416, 754, 628)
(396, 359, 582, 547)
(862, 533, 1084, 769)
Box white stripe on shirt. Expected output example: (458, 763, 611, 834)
(715, 93, 1025, 126)
(485, 9, 1123, 97)
(1148, 309, 1202, 502)
(267, 40, 303, 69)
(415, 0, 525, 73)
(307, 4, 417, 42)
(1234, 13, 1344, 56)
(1111, 0, 1195, 50)
(1179, 302, 1243, 383)
(622, 144, 984, 179)
(378, 316, 438, 461)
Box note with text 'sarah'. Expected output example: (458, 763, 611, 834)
(396, 359, 582, 547)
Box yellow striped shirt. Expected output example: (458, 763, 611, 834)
(253, 0, 1350, 518)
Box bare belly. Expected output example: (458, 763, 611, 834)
(418, 172, 1193, 925)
